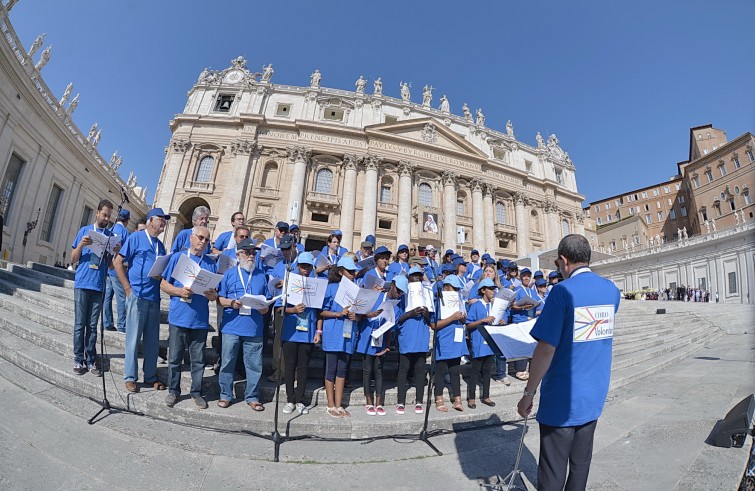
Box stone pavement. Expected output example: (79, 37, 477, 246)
(0, 307, 752, 490)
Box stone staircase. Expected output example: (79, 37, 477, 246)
(0, 261, 732, 439)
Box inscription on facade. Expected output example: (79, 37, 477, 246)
(483, 169, 523, 187)
(300, 132, 368, 148)
(370, 139, 481, 171)
(258, 129, 298, 141)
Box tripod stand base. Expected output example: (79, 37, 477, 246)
(492, 470, 528, 491)
(88, 398, 144, 425)
(419, 430, 443, 456)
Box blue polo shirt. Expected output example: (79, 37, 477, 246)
(171, 228, 211, 254)
(218, 266, 267, 337)
(465, 300, 495, 358)
(386, 261, 409, 283)
(281, 307, 319, 344)
(107, 222, 129, 278)
(434, 316, 468, 361)
(72, 225, 114, 292)
(162, 251, 218, 329)
(530, 267, 620, 427)
(320, 282, 356, 354)
(213, 230, 233, 251)
(512, 285, 538, 323)
(118, 230, 166, 302)
(397, 303, 433, 354)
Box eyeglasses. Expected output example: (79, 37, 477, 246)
(236, 234, 249, 239)
(193, 234, 210, 242)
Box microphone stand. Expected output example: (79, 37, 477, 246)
(271, 247, 300, 462)
(418, 259, 443, 456)
(494, 414, 529, 491)
(89, 196, 143, 424)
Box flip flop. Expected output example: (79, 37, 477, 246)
(247, 402, 265, 412)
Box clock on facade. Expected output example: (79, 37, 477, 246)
(222, 69, 244, 85)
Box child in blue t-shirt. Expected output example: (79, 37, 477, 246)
(432, 276, 468, 412)
(465, 278, 502, 409)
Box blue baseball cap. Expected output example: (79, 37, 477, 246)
(441, 264, 455, 274)
(374, 246, 391, 256)
(118, 209, 131, 220)
(481, 253, 491, 260)
(289, 223, 299, 231)
(501, 259, 511, 267)
(393, 275, 409, 293)
(275, 221, 289, 231)
(279, 234, 296, 249)
(397, 244, 409, 253)
(443, 275, 463, 289)
(533, 270, 544, 278)
(146, 208, 170, 220)
(471, 249, 479, 255)
(444, 249, 454, 256)
(486, 257, 497, 265)
(548, 271, 559, 279)
(535, 278, 547, 287)
(478, 278, 495, 290)
(297, 252, 315, 266)
(365, 234, 376, 245)
(408, 266, 424, 276)
(332, 229, 343, 236)
(520, 268, 532, 276)
(336, 256, 359, 271)
(452, 257, 467, 267)
(508, 262, 519, 270)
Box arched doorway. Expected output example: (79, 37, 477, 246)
(169, 197, 211, 246)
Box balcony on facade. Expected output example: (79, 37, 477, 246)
(253, 186, 280, 200)
(306, 191, 341, 210)
(495, 223, 517, 237)
(187, 180, 215, 193)
(377, 201, 398, 213)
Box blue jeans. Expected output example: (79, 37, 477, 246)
(123, 294, 161, 383)
(167, 324, 208, 397)
(494, 355, 507, 379)
(104, 276, 127, 332)
(73, 288, 102, 365)
(219, 334, 263, 403)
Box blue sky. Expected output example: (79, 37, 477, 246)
(9, 0, 754, 205)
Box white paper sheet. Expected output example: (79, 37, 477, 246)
(481, 318, 538, 359)
(406, 281, 435, 312)
(172, 254, 223, 295)
(334, 277, 382, 314)
(259, 243, 283, 269)
(357, 256, 376, 271)
(491, 297, 509, 325)
(313, 252, 330, 270)
(460, 280, 475, 301)
(285, 273, 328, 309)
(86, 230, 120, 257)
(147, 254, 171, 278)
(440, 291, 465, 319)
(515, 295, 542, 307)
(239, 294, 280, 313)
(216, 253, 238, 274)
(362, 274, 385, 291)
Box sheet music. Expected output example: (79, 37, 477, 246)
(334, 277, 381, 314)
(147, 254, 171, 278)
(516, 295, 542, 307)
(357, 256, 376, 271)
(491, 297, 508, 325)
(440, 291, 465, 319)
(172, 254, 223, 295)
(216, 253, 238, 274)
(87, 230, 120, 257)
(482, 318, 538, 359)
(285, 273, 328, 308)
(362, 274, 385, 291)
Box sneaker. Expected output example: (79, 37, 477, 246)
(415, 403, 424, 414)
(73, 363, 87, 375)
(376, 405, 387, 416)
(396, 404, 405, 415)
(192, 395, 208, 409)
(282, 402, 296, 414)
(116, 329, 126, 335)
(88, 364, 102, 377)
(296, 403, 309, 415)
(165, 393, 178, 407)
(365, 405, 377, 416)
(460, 356, 470, 365)
(105, 325, 116, 332)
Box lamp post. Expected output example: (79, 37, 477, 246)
(22, 208, 40, 247)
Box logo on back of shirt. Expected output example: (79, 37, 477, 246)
(573, 305, 615, 342)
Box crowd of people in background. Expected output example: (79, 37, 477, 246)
(623, 286, 715, 302)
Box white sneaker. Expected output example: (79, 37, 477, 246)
(296, 403, 309, 415)
(282, 402, 295, 414)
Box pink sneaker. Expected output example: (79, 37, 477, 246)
(415, 403, 424, 414)
(396, 404, 405, 415)
(365, 405, 377, 416)
(376, 405, 386, 416)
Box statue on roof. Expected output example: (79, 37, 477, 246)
(439, 95, 450, 113)
(34, 46, 52, 71)
(28, 33, 45, 59)
(475, 108, 485, 127)
(231, 56, 246, 69)
(422, 84, 433, 107)
(355, 75, 367, 94)
(58, 82, 73, 107)
(536, 132, 544, 148)
(261, 64, 274, 82)
(506, 120, 514, 137)
(462, 103, 472, 121)
(373, 77, 383, 96)
(310, 69, 321, 88)
(66, 93, 79, 115)
(399, 82, 411, 102)
(87, 122, 98, 142)
(92, 129, 101, 148)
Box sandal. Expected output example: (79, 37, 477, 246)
(515, 371, 529, 381)
(337, 407, 351, 417)
(217, 399, 231, 408)
(452, 397, 464, 412)
(365, 405, 377, 416)
(247, 402, 265, 412)
(435, 398, 448, 412)
(148, 381, 166, 391)
(326, 407, 341, 418)
(467, 399, 477, 409)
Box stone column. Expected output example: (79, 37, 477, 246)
(217, 139, 256, 229)
(339, 155, 359, 250)
(285, 146, 311, 225)
(360, 155, 380, 239)
(513, 192, 530, 257)
(471, 178, 485, 252)
(544, 200, 561, 249)
(483, 185, 495, 254)
(154, 139, 192, 213)
(442, 172, 458, 251)
(396, 160, 415, 246)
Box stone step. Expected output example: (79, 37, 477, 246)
(26, 261, 75, 281)
(0, 320, 522, 439)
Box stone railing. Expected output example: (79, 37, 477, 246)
(306, 191, 340, 208)
(495, 223, 517, 235)
(377, 201, 398, 213)
(253, 186, 279, 199)
(187, 180, 214, 193)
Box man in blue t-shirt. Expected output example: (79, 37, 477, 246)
(104, 209, 130, 333)
(517, 234, 620, 491)
(161, 225, 219, 409)
(70, 199, 117, 376)
(211, 211, 245, 254)
(170, 205, 211, 254)
(114, 207, 170, 394)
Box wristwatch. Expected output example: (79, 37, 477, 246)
(523, 388, 537, 397)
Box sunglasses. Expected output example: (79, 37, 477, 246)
(193, 234, 210, 242)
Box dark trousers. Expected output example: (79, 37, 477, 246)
(468, 355, 495, 400)
(538, 420, 598, 491)
(362, 354, 384, 400)
(508, 358, 529, 375)
(282, 341, 312, 404)
(434, 358, 462, 398)
(397, 352, 427, 404)
(167, 325, 208, 397)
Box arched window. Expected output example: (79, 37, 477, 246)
(561, 219, 570, 237)
(261, 162, 278, 188)
(418, 182, 432, 206)
(380, 177, 393, 203)
(456, 191, 466, 215)
(195, 156, 214, 183)
(495, 201, 506, 224)
(315, 168, 333, 193)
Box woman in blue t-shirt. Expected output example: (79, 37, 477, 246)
(280, 253, 321, 415)
(356, 276, 406, 416)
(432, 276, 468, 412)
(320, 257, 362, 417)
(465, 278, 502, 409)
(395, 266, 433, 415)
(386, 244, 410, 282)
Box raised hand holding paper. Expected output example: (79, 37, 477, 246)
(285, 273, 328, 308)
(172, 254, 223, 295)
(440, 291, 465, 319)
(491, 297, 508, 325)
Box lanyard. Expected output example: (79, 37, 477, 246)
(236, 266, 252, 296)
(144, 230, 160, 256)
(485, 302, 491, 316)
(329, 252, 338, 264)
